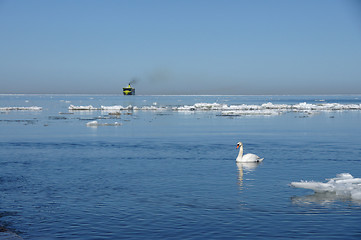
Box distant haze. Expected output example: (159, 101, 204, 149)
(1, 0, 361, 95)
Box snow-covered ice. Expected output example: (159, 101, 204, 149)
(291, 173, 361, 201)
(68, 102, 361, 115)
(86, 120, 122, 127)
(0, 106, 42, 111)
(69, 105, 97, 110)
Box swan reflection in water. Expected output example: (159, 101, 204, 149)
(237, 162, 261, 187)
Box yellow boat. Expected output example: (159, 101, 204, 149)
(123, 83, 135, 95)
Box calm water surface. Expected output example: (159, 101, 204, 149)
(1, 95, 361, 239)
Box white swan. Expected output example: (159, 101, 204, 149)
(236, 142, 264, 162)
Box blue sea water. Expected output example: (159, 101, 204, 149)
(1, 94, 361, 239)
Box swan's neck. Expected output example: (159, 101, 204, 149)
(237, 146, 244, 159)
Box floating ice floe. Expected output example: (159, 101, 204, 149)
(69, 105, 97, 110)
(134, 106, 167, 111)
(68, 102, 361, 114)
(70, 104, 168, 111)
(0, 106, 42, 111)
(86, 120, 122, 127)
(172, 102, 228, 111)
(101, 105, 133, 111)
(291, 102, 361, 111)
(221, 109, 281, 116)
(290, 173, 361, 200)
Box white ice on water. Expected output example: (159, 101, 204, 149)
(0, 106, 42, 111)
(86, 120, 122, 127)
(291, 173, 361, 200)
(69, 105, 97, 110)
(100, 105, 133, 111)
(69, 105, 166, 111)
(68, 102, 361, 116)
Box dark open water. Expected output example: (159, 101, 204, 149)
(1, 95, 361, 239)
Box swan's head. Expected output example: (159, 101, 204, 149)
(236, 142, 243, 149)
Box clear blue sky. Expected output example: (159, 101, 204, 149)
(1, 0, 361, 94)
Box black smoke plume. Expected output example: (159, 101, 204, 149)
(129, 78, 139, 85)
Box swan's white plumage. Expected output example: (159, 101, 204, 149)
(236, 142, 264, 162)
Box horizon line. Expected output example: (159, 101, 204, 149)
(1, 93, 361, 96)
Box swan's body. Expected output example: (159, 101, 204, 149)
(236, 142, 264, 162)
